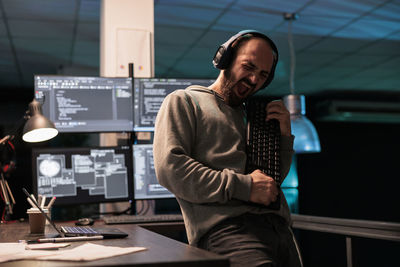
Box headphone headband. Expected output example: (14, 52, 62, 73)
(212, 30, 279, 89)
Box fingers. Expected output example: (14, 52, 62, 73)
(266, 99, 285, 111)
(265, 100, 292, 136)
(249, 170, 280, 206)
(265, 188, 279, 204)
(259, 189, 279, 206)
(268, 183, 279, 202)
(266, 100, 289, 119)
(271, 191, 279, 202)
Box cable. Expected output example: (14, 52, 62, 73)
(1, 207, 5, 223)
(287, 16, 297, 95)
(142, 200, 151, 215)
(136, 200, 144, 215)
(0, 188, 5, 222)
(288, 226, 304, 267)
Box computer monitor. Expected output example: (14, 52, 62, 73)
(32, 146, 134, 206)
(34, 75, 134, 133)
(132, 144, 175, 200)
(133, 78, 214, 131)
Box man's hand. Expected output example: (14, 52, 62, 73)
(249, 169, 279, 206)
(266, 100, 291, 136)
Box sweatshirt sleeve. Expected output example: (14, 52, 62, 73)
(279, 135, 295, 182)
(153, 91, 252, 204)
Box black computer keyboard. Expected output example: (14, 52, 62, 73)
(246, 98, 281, 210)
(103, 214, 184, 225)
(246, 98, 281, 182)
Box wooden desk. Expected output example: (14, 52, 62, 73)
(136, 221, 187, 241)
(0, 221, 229, 267)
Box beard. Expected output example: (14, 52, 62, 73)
(220, 67, 256, 107)
(220, 68, 237, 106)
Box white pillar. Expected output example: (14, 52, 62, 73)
(99, 0, 154, 147)
(100, 0, 154, 78)
(99, 0, 154, 214)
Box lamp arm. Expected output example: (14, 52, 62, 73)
(1, 112, 29, 144)
(0, 135, 12, 145)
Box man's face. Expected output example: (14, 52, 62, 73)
(220, 38, 275, 106)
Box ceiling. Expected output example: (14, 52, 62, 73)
(0, 0, 399, 101)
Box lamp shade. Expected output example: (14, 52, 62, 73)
(22, 99, 58, 143)
(284, 94, 321, 153)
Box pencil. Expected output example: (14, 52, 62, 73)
(46, 196, 56, 209)
(40, 195, 46, 208)
(26, 197, 36, 208)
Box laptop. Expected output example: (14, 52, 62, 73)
(23, 188, 128, 239)
(58, 224, 128, 239)
(40, 211, 128, 239)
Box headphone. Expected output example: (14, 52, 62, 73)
(212, 29, 279, 89)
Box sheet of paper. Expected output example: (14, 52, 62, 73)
(26, 243, 71, 250)
(0, 242, 147, 263)
(0, 243, 58, 263)
(38, 243, 147, 261)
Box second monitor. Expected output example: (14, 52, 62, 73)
(133, 78, 214, 131)
(133, 144, 175, 200)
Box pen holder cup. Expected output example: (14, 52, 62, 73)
(46, 208, 52, 225)
(27, 208, 49, 234)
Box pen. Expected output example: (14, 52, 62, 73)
(40, 195, 46, 208)
(22, 188, 63, 236)
(27, 235, 104, 244)
(26, 197, 36, 208)
(46, 196, 56, 209)
(37, 194, 42, 208)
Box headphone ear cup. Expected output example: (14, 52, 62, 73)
(213, 45, 231, 69)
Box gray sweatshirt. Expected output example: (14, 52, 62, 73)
(153, 86, 295, 245)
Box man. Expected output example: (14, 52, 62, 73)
(153, 30, 302, 267)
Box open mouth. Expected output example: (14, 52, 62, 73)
(237, 80, 254, 97)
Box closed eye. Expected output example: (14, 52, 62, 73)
(243, 64, 253, 71)
(243, 61, 269, 78)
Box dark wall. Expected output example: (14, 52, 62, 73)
(296, 120, 400, 266)
(298, 121, 399, 222)
(0, 90, 33, 221)
(0, 90, 101, 220)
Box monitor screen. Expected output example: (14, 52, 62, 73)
(133, 144, 175, 200)
(34, 75, 134, 133)
(133, 78, 214, 131)
(32, 146, 134, 206)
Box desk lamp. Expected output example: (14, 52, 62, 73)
(0, 99, 58, 220)
(22, 99, 58, 143)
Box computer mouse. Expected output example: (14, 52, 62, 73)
(75, 218, 94, 226)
